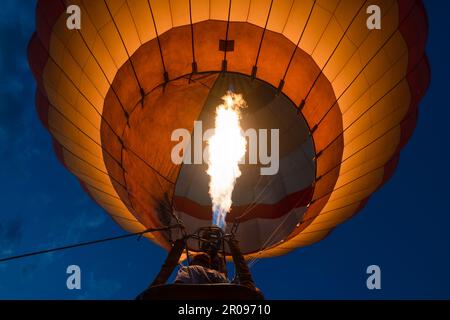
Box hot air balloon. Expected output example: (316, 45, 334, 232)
(28, 0, 429, 298)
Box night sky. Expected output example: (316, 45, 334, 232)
(1, 1, 449, 299)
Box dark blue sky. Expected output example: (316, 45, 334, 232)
(0, 0, 449, 299)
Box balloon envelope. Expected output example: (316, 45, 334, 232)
(28, 0, 430, 257)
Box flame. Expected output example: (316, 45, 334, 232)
(206, 91, 247, 229)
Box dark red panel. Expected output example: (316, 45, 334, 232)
(35, 89, 50, 128)
(52, 138, 67, 169)
(36, 0, 65, 51)
(173, 185, 314, 222)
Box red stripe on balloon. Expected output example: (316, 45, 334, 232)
(173, 185, 314, 222)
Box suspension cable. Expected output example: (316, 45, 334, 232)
(252, 0, 274, 75)
(311, 0, 418, 132)
(281, 0, 317, 81)
(0, 225, 182, 263)
(303, 0, 368, 103)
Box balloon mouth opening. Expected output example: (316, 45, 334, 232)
(102, 71, 320, 254)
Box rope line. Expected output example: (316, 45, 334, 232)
(314, 54, 425, 183)
(37, 86, 172, 212)
(247, 94, 421, 262)
(147, 0, 168, 76)
(188, 0, 197, 71)
(104, 0, 143, 91)
(303, 0, 368, 103)
(312, 0, 418, 131)
(252, 0, 274, 72)
(282, 0, 317, 81)
(222, 0, 233, 68)
(0, 225, 180, 263)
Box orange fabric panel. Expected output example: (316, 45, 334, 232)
(226, 22, 262, 75)
(131, 40, 166, 92)
(111, 61, 143, 114)
(194, 21, 227, 72)
(282, 49, 323, 106)
(255, 30, 294, 87)
(159, 26, 194, 79)
(102, 75, 218, 246)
